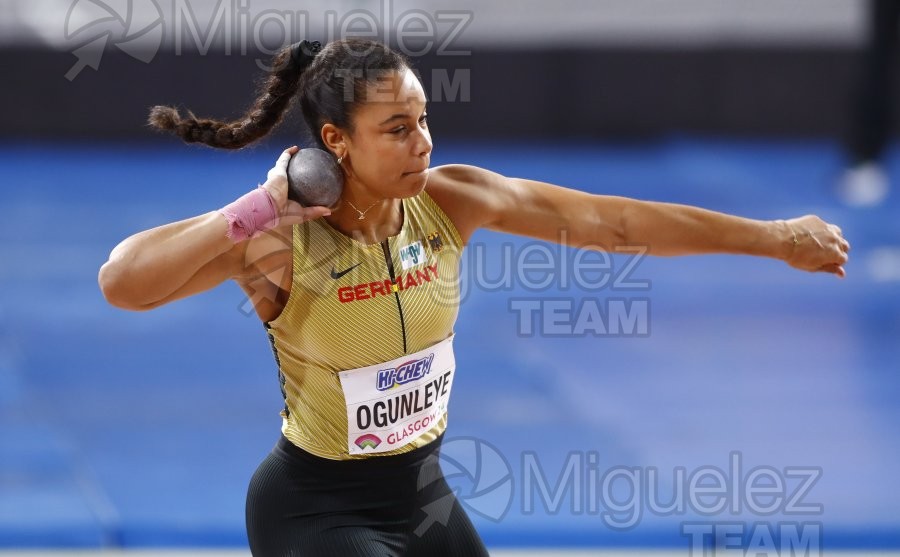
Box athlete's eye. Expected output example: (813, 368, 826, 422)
(389, 114, 427, 135)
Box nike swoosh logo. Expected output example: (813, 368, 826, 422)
(330, 262, 362, 279)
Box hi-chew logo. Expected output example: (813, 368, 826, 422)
(376, 354, 435, 391)
(355, 433, 382, 450)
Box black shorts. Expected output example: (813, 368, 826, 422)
(245, 433, 490, 556)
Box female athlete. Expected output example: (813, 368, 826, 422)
(98, 39, 850, 556)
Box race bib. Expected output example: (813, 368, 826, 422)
(338, 335, 455, 455)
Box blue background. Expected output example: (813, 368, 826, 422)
(0, 138, 898, 549)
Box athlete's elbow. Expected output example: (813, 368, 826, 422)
(98, 259, 152, 311)
(98, 261, 129, 309)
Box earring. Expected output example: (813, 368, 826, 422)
(337, 154, 344, 165)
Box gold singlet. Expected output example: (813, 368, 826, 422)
(264, 189, 463, 460)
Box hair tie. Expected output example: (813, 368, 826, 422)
(290, 40, 322, 71)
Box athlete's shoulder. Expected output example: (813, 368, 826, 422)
(424, 164, 506, 243)
(428, 164, 503, 187)
(425, 164, 508, 206)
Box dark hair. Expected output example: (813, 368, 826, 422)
(148, 39, 412, 151)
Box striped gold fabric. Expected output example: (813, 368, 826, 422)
(265, 189, 464, 460)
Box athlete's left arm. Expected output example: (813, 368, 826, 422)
(428, 164, 850, 277)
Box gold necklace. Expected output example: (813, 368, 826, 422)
(345, 198, 380, 220)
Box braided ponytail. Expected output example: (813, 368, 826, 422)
(148, 41, 322, 149)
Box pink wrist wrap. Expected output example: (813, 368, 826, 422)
(218, 186, 279, 243)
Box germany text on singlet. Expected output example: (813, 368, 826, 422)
(264, 189, 464, 460)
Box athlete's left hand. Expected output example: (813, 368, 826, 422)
(781, 215, 850, 278)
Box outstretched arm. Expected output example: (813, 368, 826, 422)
(428, 164, 850, 277)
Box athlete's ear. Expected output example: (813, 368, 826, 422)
(321, 124, 347, 158)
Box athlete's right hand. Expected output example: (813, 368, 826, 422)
(262, 146, 332, 227)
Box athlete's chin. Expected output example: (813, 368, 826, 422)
(399, 168, 430, 196)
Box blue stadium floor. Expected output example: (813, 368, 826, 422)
(1, 138, 898, 551)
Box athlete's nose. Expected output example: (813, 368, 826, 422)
(415, 126, 432, 158)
